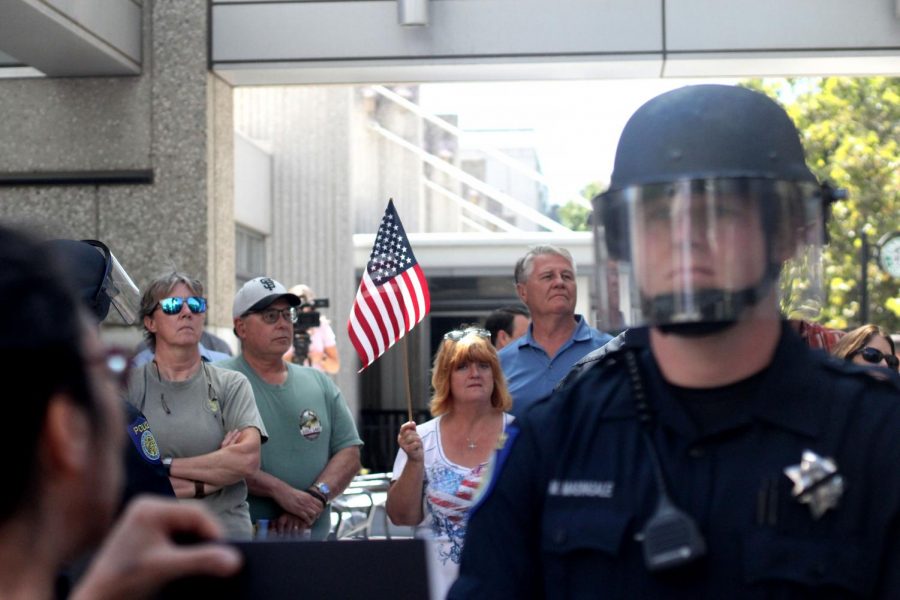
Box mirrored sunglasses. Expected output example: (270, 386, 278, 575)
(443, 327, 491, 342)
(854, 346, 899, 370)
(157, 296, 207, 315)
(252, 307, 297, 324)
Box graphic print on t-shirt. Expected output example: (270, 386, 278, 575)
(299, 409, 322, 440)
(425, 462, 486, 565)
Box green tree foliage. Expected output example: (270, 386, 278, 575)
(557, 181, 603, 232)
(744, 77, 900, 332)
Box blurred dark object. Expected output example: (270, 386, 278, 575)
(157, 539, 430, 600)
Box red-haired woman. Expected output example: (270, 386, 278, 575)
(387, 327, 514, 598)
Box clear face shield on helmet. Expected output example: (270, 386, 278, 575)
(104, 251, 141, 324)
(593, 178, 827, 331)
(83, 240, 142, 324)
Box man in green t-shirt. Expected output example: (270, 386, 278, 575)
(217, 276, 362, 540)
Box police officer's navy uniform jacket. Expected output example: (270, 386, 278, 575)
(450, 324, 900, 598)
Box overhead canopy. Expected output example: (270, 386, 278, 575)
(211, 0, 900, 85)
(0, 0, 140, 77)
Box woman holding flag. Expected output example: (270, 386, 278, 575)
(386, 327, 514, 598)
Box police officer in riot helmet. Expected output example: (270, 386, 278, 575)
(46, 238, 175, 501)
(451, 85, 900, 598)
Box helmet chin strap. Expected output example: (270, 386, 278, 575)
(657, 320, 736, 337)
(646, 262, 781, 338)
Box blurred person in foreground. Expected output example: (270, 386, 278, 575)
(484, 305, 531, 350)
(218, 277, 362, 540)
(500, 245, 613, 417)
(387, 327, 514, 599)
(451, 85, 900, 597)
(127, 272, 266, 540)
(0, 224, 240, 600)
(282, 283, 340, 374)
(831, 324, 899, 372)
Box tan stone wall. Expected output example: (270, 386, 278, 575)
(0, 1, 234, 336)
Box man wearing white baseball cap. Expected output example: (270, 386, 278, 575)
(217, 276, 362, 540)
(231, 276, 302, 321)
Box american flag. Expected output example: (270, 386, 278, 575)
(348, 200, 430, 371)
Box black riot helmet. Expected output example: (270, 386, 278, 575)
(593, 85, 838, 334)
(44, 239, 141, 323)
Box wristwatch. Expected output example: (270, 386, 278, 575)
(162, 457, 173, 475)
(308, 482, 331, 507)
(313, 481, 331, 500)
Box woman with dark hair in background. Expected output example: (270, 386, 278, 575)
(831, 324, 899, 372)
(387, 327, 514, 599)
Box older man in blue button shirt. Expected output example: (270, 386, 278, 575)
(499, 245, 612, 417)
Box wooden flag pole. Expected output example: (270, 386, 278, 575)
(401, 335, 414, 423)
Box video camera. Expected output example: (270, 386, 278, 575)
(292, 297, 329, 366)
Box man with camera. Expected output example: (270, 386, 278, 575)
(217, 277, 362, 540)
(283, 284, 341, 374)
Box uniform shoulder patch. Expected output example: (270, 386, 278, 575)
(554, 330, 638, 394)
(822, 355, 900, 391)
(128, 414, 162, 464)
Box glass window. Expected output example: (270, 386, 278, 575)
(235, 225, 266, 288)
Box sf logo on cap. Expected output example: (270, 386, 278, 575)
(260, 278, 276, 291)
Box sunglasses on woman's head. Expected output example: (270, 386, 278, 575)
(852, 346, 899, 370)
(157, 296, 207, 315)
(444, 327, 491, 341)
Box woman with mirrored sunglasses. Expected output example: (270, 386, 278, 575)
(831, 323, 899, 372)
(125, 272, 267, 540)
(386, 326, 514, 599)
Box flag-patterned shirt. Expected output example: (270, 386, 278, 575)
(391, 414, 514, 597)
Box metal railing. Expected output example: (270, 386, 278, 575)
(331, 472, 422, 540)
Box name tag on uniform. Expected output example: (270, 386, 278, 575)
(547, 479, 615, 498)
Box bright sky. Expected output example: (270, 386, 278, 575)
(419, 78, 739, 207)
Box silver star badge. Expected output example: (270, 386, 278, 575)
(783, 450, 844, 519)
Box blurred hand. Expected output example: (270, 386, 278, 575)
(71, 496, 242, 600)
(273, 512, 312, 538)
(397, 421, 424, 463)
(272, 486, 324, 526)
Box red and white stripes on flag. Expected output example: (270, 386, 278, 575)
(348, 199, 431, 371)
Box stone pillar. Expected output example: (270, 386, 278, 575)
(0, 1, 234, 337)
